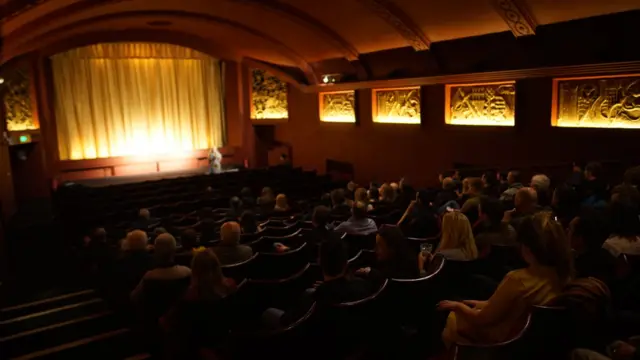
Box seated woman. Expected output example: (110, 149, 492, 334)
(357, 226, 422, 280)
(162, 248, 236, 358)
(257, 187, 275, 214)
(354, 187, 374, 211)
(438, 211, 573, 347)
(434, 211, 479, 261)
(274, 193, 291, 213)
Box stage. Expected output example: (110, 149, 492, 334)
(66, 167, 239, 188)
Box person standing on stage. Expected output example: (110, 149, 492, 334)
(208, 148, 222, 175)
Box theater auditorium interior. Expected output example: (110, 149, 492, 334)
(0, 0, 640, 359)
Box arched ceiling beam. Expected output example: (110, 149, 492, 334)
(492, 0, 537, 37)
(4, 9, 319, 84)
(229, 0, 360, 61)
(357, 0, 430, 51)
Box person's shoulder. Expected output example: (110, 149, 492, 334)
(238, 244, 253, 254)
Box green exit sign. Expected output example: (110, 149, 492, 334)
(19, 135, 28, 143)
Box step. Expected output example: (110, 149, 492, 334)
(0, 290, 97, 321)
(0, 298, 108, 337)
(11, 328, 149, 360)
(2, 311, 122, 359)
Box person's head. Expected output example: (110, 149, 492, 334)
(260, 187, 274, 201)
(319, 193, 332, 207)
(467, 177, 484, 196)
(515, 187, 538, 212)
(516, 212, 574, 284)
(312, 205, 331, 228)
(479, 197, 504, 231)
(611, 184, 640, 205)
(124, 230, 148, 252)
(623, 166, 640, 187)
(552, 183, 580, 225)
(368, 187, 379, 202)
(181, 229, 198, 249)
(416, 190, 429, 206)
(390, 182, 399, 192)
(507, 170, 522, 185)
(139, 208, 150, 220)
(154, 233, 177, 266)
(452, 170, 461, 181)
(190, 248, 229, 298)
(220, 221, 241, 246)
(352, 201, 368, 220)
(585, 162, 603, 181)
(439, 211, 478, 259)
(331, 188, 346, 207)
(376, 226, 411, 263)
(354, 187, 369, 203)
(318, 239, 348, 280)
(240, 187, 252, 198)
(531, 174, 551, 192)
(239, 211, 257, 232)
(482, 170, 499, 187)
(275, 194, 289, 210)
(609, 200, 640, 239)
(442, 177, 455, 191)
(154, 227, 167, 237)
(205, 186, 213, 193)
(380, 184, 396, 202)
(230, 196, 243, 211)
(569, 208, 609, 253)
(347, 181, 357, 192)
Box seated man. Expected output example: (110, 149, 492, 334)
(263, 239, 373, 328)
(330, 188, 352, 218)
(334, 201, 378, 235)
(212, 221, 253, 265)
(307, 206, 341, 244)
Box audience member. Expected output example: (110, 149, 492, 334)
(397, 190, 439, 237)
(368, 187, 380, 207)
(240, 187, 255, 209)
(482, 170, 502, 198)
(354, 187, 374, 211)
(569, 208, 614, 281)
(334, 201, 378, 235)
(505, 187, 538, 228)
(531, 174, 552, 207)
(611, 184, 640, 205)
(439, 211, 573, 346)
(552, 183, 581, 228)
(180, 229, 198, 251)
(257, 187, 275, 212)
(227, 197, 243, 219)
(212, 222, 253, 265)
(582, 162, 608, 208)
(435, 177, 459, 211)
(436, 211, 478, 261)
(307, 206, 340, 244)
(379, 184, 397, 206)
(460, 177, 484, 223)
(603, 201, 640, 258)
(132, 208, 154, 231)
(500, 170, 524, 204)
(358, 226, 420, 279)
(330, 188, 351, 217)
(274, 194, 291, 213)
(239, 211, 260, 234)
(475, 197, 517, 248)
(131, 233, 191, 302)
(113, 230, 153, 294)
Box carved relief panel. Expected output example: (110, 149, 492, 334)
(554, 75, 640, 128)
(373, 87, 421, 124)
(251, 69, 288, 121)
(446, 82, 516, 126)
(3, 70, 37, 131)
(319, 91, 356, 123)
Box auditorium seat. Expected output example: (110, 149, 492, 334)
(453, 313, 532, 360)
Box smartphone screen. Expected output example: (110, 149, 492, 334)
(420, 243, 433, 254)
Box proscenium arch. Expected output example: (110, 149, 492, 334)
(4, 10, 319, 85)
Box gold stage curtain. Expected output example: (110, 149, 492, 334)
(51, 43, 225, 161)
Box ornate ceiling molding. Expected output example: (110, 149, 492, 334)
(229, 0, 360, 61)
(0, 0, 49, 22)
(493, 0, 537, 37)
(242, 57, 305, 89)
(4, 10, 319, 84)
(357, 0, 430, 51)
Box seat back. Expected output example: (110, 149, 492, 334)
(138, 276, 191, 326)
(454, 313, 532, 360)
(221, 252, 259, 282)
(518, 305, 572, 359)
(251, 243, 309, 280)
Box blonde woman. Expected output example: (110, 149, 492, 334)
(274, 194, 290, 212)
(438, 212, 573, 347)
(437, 211, 478, 261)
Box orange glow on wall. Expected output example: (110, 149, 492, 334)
(372, 87, 421, 124)
(552, 74, 640, 129)
(445, 82, 515, 126)
(319, 91, 356, 123)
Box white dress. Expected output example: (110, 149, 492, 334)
(208, 149, 222, 174)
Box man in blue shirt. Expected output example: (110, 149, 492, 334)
(334, 201, 378, 235)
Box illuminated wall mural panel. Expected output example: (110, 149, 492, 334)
(373, 87, 421, 124)
(554, 75, 640, 129)
(251, 69, 288, 121)
(319, 91, 356, 123)
(3, 70, 37, 131)
(446, 82, 515, 126)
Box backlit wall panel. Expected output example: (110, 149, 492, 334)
(319, 91, 356, 123)
(251, 69, 288, 121)
(445, 82, 515, 126)
(372, 87, 421, 124)
(553, 75, 640, 129)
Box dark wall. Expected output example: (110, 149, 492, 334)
(274, 79, 640, 187)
